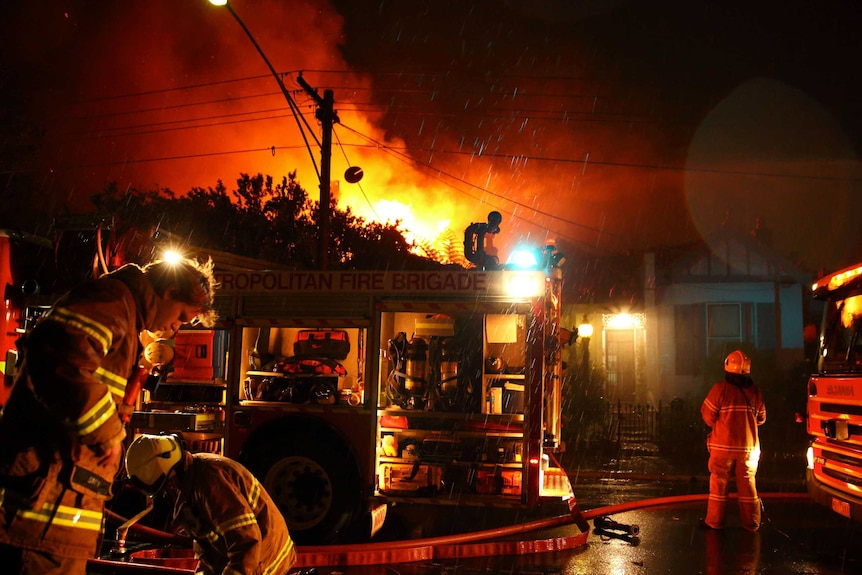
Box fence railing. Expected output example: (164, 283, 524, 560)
(599, 398, 699, 443)
(607, 401, 660, 443)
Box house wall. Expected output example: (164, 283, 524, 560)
(654, 281, 804, 400)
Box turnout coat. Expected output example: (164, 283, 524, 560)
(172, 452, 297, 575)
(0, 265, 156, 559)
(701, 378, 766, 458)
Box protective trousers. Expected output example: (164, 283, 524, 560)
(705, 453, 761, 531)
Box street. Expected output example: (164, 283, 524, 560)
(329, 494, 862, 575)
(89, 491, 862, 575)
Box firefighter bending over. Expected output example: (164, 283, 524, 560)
(126, 434, 297, 575)
(0, 257, 217, 575)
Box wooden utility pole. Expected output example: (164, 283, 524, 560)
(298, 76, 336, 271)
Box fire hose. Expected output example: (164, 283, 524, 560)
(96, 491, 810, 572)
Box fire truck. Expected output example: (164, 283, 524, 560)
(806, 261, 862, 522)
(0, 229, 60, 404)
(0, 217, 157, 404)
(134, 248, 576, 544)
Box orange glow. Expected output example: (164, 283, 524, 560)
(840, 295, 862, 328)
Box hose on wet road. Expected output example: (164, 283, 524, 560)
(99, 492, 810, 571)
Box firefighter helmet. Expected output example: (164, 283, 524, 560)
(125, 434, 184, 494)
(724, 350, 751, 375)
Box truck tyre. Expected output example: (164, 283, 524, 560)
(240, 424, 361, 544)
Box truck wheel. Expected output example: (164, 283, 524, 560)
(242, 428, 360, 544)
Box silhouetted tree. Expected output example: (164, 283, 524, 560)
(90, 172, 450, 271)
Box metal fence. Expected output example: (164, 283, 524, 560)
(600, 398, 702, 444)
(560, 397, 705, 458)
(606, 401, 661, 444)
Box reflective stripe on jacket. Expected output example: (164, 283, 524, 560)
(0, 264, 160, 558)
(701, 379, 766, 457)
(174, 452, 297, 575)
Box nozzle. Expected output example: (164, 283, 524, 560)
(594, 515, 640, 536)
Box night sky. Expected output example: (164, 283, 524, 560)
(3, 0, 861, 272)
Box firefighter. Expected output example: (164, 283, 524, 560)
(0, 257, 217, 575)
(700, 349, 767, 531)
(125, 434, 297, 575)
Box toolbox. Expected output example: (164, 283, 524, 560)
(293, 329, 350, 359)
(378, 463, 443, 495)
(472, 469, 522, 495)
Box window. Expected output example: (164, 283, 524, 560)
(674, 304, 703, 376)
(707, 303, 742, 354)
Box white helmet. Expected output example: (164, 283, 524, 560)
(724, 350, 751, 375)
(125, 434, 184, 494)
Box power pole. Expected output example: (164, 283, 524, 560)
(210, 3, 336, 271)
(297, 76, 336, 271)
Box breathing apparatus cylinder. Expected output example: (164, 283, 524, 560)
(404, 338, 428, 395)
(438, 337, 459, 397)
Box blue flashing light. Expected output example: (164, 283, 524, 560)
(506, 248, 540, 269)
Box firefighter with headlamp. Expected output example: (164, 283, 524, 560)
(125, 434, 297, 575)
(700, 349, 766, 532)
(0, 257, 218, 575)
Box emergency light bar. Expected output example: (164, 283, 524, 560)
(503, 271, 545, 298)
(813, 263, 862, 295)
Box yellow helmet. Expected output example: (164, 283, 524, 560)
(724, 350, 751, 375)
(125, 434, 184, 494)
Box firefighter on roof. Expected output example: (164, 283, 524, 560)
(0, 258, 217, 575)
(126, 434, 297, 575)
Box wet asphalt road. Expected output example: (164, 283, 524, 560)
(90, 445, 856, 574)
(338, 492, 862, 575)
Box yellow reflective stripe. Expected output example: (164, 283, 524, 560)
(264, 538, 296, 575)
(18, 502, 103, 531)
(249, 478, 261, 509)
(94, 367, 127, 397)
(203, 531, 218, 544)
(216, 478, 263, 534)
(47, 308, 113, 356)
(217, 512, 256, 535)
(76, 389, 117, 436)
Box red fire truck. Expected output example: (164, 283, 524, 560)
(134, 249, 576, 544)
(806, 262, 862, 522)
(0, 217, 156, 404)
(0, 229, 58, 404)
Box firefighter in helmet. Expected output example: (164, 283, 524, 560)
(125, 434, 297, 575)
(700, 350, 767, 531)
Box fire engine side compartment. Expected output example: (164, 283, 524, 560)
(807, 374, 862, 521)
(211, 269, 565, 544)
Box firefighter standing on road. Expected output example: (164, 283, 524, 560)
(0, 258, 217, 575)
(700, 349, 766, 531)
(125, 434, 297, 575)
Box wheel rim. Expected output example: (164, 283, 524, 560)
(263, 455, 333, 530)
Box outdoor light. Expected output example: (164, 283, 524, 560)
(577, 322, 593, 339)
(162, 249, 184, 264)
(503, 271, 544, 298)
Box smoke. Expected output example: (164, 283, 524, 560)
(6, 0, 862, 270)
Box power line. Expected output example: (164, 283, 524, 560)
(335, 123, 629, 246)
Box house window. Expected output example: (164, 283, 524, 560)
(674, 304, 703, 376)
(707, 303, 742, 354)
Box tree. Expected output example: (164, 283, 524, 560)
(90, 172, 452, 271)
